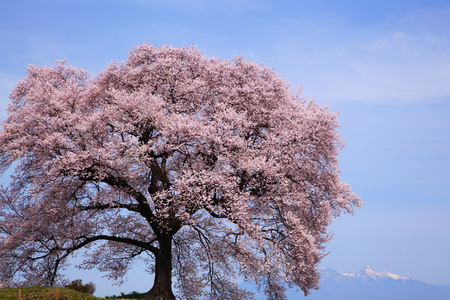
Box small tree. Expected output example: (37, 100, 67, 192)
(64, 279, 96, 295)
(0, 44, 361, 299)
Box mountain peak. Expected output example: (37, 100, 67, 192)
(361, 265, 376, 273)
(362, 265, 373, 271)
(355, 265, 409, 281)
(357, 265, 378, 278)
(305, 267, 450, 300)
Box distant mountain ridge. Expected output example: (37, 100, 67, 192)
(296, 265, 450, 300)
(240, 265, 450, 299)
(341, 265, 408, 280)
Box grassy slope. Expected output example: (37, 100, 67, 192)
(0, 286, 120, 300)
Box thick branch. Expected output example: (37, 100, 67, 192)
(204, 206, 228, 219)
(100, 175, 157, 226)
(77, 202, 140, 212)
(72, 234, 158, 255)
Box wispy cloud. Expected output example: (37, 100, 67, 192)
(263, 4, 450, 104)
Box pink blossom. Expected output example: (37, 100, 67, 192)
(0, 44, 361, 299)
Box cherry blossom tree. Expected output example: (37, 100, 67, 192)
(0, 44, 361, 300)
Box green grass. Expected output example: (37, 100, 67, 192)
(0, 286, 114, 300)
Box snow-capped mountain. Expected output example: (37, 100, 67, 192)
(319, 265, 409, 283)
(298, 266, 450, 300)
(241, 266, 450, 299)
(344, 265, 408, 280)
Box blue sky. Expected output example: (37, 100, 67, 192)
(1, 0, 449, 297)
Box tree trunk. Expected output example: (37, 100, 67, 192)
(148, 234, 175, 300)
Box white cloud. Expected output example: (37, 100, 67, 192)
(256, 4, 450, 104)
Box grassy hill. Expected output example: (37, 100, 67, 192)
(0, 286, 111, 300)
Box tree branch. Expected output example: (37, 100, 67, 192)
(72, 234, 158, 255)
(100, 175, 157, 226)
(77, 202, 140, 212)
